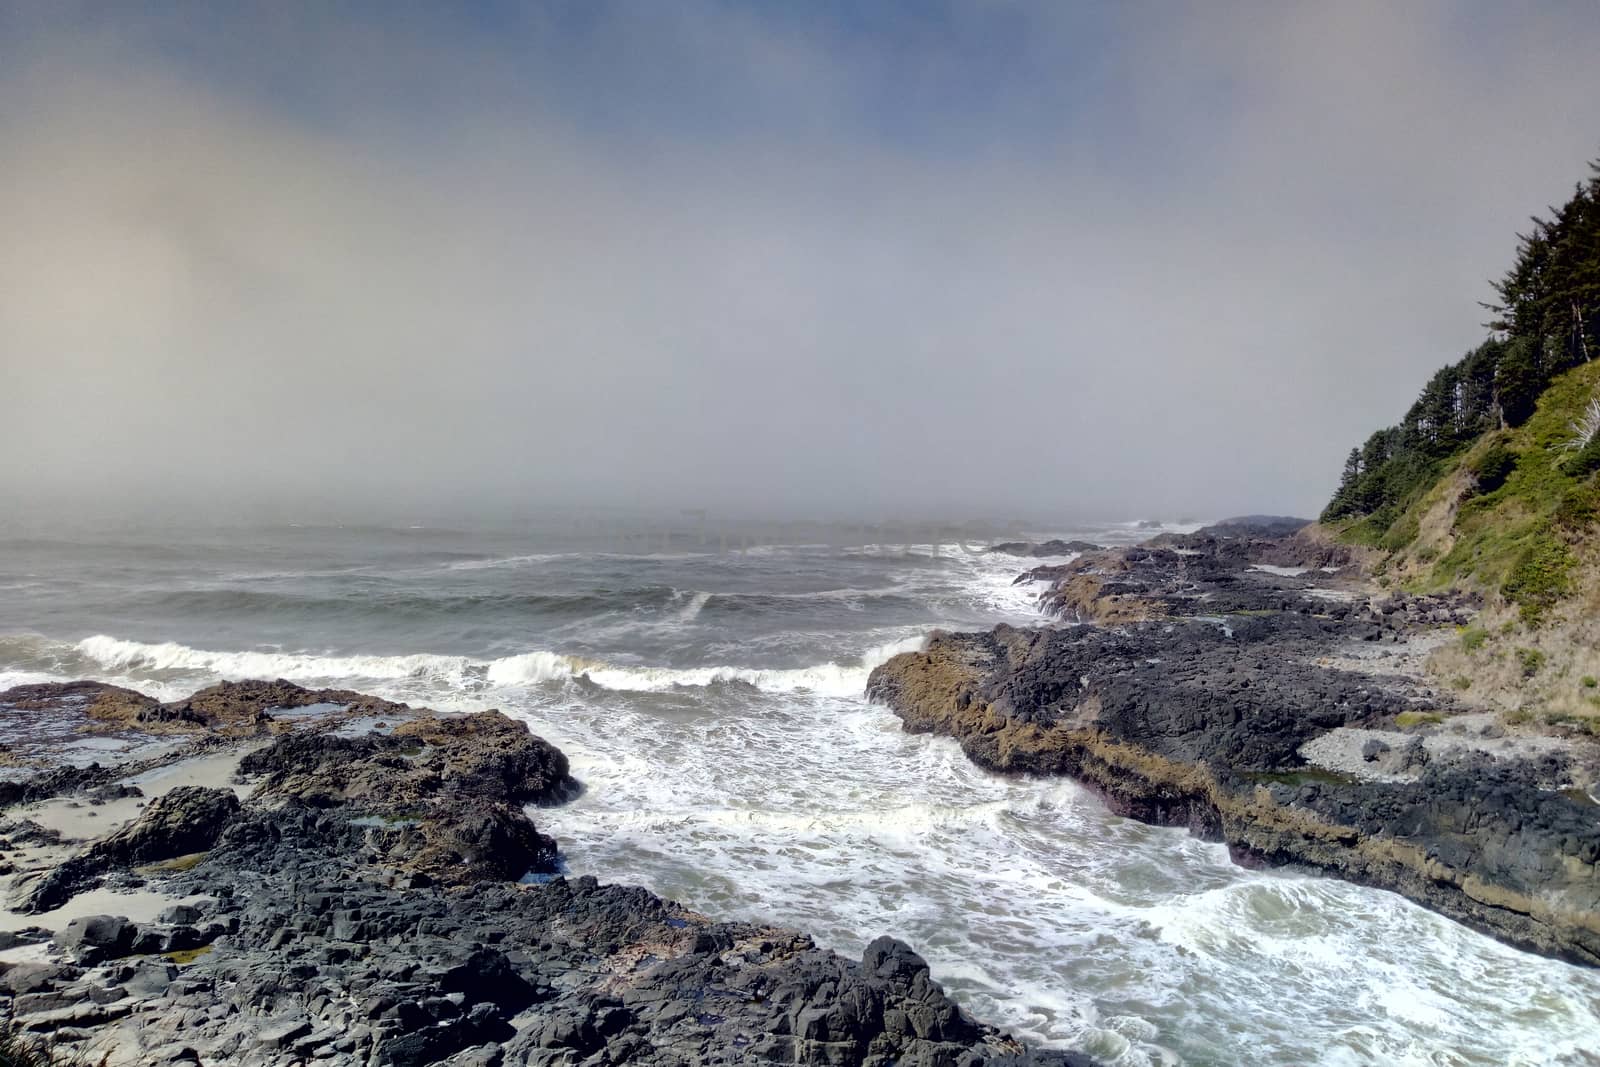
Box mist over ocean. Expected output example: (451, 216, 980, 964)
(3, 519, 1597, 1066)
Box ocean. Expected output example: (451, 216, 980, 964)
(1, 518, 1597, 1066)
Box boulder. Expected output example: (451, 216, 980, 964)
(55, 914, 137, 963)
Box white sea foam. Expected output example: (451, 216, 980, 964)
(484, 634, 925, 697)
(71, 632, 927, 699)
(675, 590, 711, 621)
(13, 525, 1600, 1066)
(76, 634, 482, 686)
(1250, 564, 1310, 577)
(444, 553, 571, 571)
(0, 669, 56, 690)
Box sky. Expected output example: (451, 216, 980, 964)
(3, 1, 1599, 525)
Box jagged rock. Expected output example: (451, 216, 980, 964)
(158, 903, 203, 925)
(867, 534, 1600, 967)
(0, 689, 1102, 1066)
(96, 787, 241, 866)
(54, 915, 137, 964)
(240, 710, 572, 810)
(157, 678, 417, 734)
(0, 962, 79, 995)
(0, 680, 161, 725)
(1195, 515, 1312, 539)
(14, 787, 240, 913)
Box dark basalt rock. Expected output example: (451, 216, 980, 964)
(53, 914, 138, 964)
(239, 709, 573, 808)
(94, 786, 242, 867)
(868, 533, 1600, 967)
(13, 786, 242, 913)
(160, 677, 417, 732)
(1194, 515, 1312, 539)
(0, 680, 160, 721)
(2, 694, 1095, 1065)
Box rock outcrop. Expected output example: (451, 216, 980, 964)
(869, 533, 1600, 967)
(0, 677, 418, 740)
(12, 786, 243, 913)
(0, 690, 1097, 1066)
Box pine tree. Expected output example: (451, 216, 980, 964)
(1327, 153, 1600, 528)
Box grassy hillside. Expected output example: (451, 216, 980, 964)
(1322, 157, 1600, 726)
(1356, 360, 1599, 613)
(1327, 360, 1600, 726)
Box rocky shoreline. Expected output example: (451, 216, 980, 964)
(868, 523, 1600, 966)
(0, 680, 1093, 1065)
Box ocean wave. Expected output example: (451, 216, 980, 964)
(75, 634, 484, 686)
(486, 634, 927, 697)
(447, 550, 713, 571)
(444, 553, 573, 571)
(131, 587, 681, 619)
(674, 590, 711, 622)
(66, 632, 928, 698)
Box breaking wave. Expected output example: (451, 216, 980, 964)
(65, 633, 927, 698)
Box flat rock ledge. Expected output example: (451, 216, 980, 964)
(0, 679, 1096, 1067)
(868, 530, 1600, 967)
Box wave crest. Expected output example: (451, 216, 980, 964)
(67, 632, 927, 698)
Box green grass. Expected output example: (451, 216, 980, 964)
(1450, 675, 1473, 690)
(1516, 647, 1547, 677)
(1501, 533, 1575, 624)
(1582, 675, 1597, 689)
(135, 851, 207, 874)
(1460, 625, 1488, 652)
(1544, 711, 1600, 737)
(1394, 710, 1444, 728)
(163, 944, 214, 966)
(1336, 361, 1600, 623)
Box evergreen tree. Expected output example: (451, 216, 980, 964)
(1325, 154, 1600, 528)
(1496, 336, 1542, 427)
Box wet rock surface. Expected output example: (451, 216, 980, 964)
(869, 531, 1600, 966)
(0, 677, 418, 742)
(13, 786, 242, 913)
(0, 681, 1095, 1066)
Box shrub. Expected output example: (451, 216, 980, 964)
(1468, 442, 1517, 493)
(1584, 676, 1598, 689)
(1565, 435, 1600, 479)
(1380, 511, 1421, 552)
(1546, 711, 1600, 736)
(1554, 480, 1600, 530)
(1516, 647, 1547, 677)
(1460, 626, 1488, 652)
(1501, 531, 1576, 624)
(1450, 675, 1473, 690)
(1566, 395, 1600, 452)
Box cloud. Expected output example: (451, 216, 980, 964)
(2, 2, 1598, 523)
